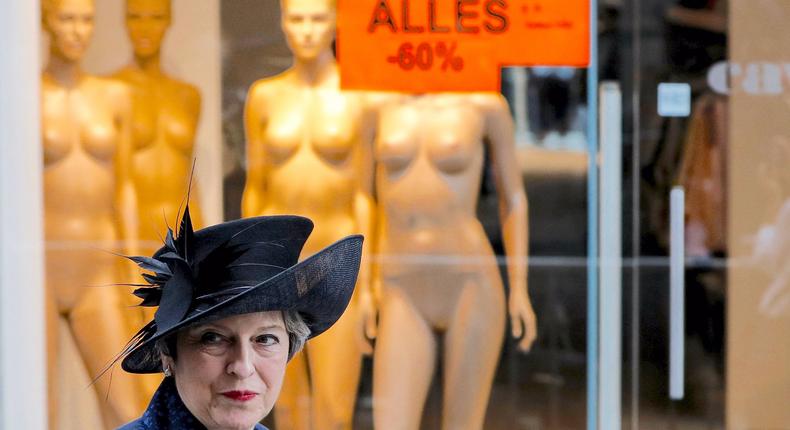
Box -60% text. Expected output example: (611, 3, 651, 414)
(386, 42, 464, 72)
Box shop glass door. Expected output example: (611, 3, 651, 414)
(609, 0, 790, 428)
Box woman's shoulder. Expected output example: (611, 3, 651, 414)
(115, 418, 144, 430)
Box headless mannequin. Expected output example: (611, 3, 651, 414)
(241, 0, 375, 428)
(372, 93, 537, 430)
(112, 0, 203, 243)
(41, 0, 147, 427)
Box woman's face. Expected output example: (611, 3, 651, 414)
(44, 0, 95, 62)
(125, 0, 171, 59)
(166, 311, 289, 429)
(281, 0, 336, 61)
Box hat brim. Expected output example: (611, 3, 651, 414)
(121, 234, 363, 374)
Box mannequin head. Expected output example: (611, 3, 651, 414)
(42, 0, 95, 63)
(280, 0, 336, 62)
(125, 0, 172, 59)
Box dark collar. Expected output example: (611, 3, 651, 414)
(135, 378, 267, 430)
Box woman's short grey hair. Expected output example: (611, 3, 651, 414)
(283, 310, 310, 360)
(155, 310, 310, 370)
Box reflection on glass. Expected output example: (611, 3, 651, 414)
(750, 137, 790, 318)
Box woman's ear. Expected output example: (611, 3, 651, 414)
(161, 355, 175, 376)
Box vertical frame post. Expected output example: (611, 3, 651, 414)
(586, 0, 600, 427)
(0, 1, 47, 429)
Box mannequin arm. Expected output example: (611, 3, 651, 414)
(354, 191, 377, 353)
(354, 98, 379, 352)
(483, 93, 536, 352)
(186, 87, 204, 227)
(114, 83, 139, 257)
(242, 83, 268, 218)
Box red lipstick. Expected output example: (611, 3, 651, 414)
(221, 391, 257, 402)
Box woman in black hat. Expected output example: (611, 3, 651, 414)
(115, 206, 362, 429)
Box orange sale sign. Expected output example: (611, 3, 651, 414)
(337, 0, 590, 92)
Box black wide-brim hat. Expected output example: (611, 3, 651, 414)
(118, 207, 362, 374)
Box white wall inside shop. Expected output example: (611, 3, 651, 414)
(0, 0, 46, 428)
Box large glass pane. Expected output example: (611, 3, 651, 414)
(614, 0, 790, 428)
(30, 0, 597, 428)
(613, 0, 729, 427)
(221, 2, 593, 428)
(22, 0, 790, 427)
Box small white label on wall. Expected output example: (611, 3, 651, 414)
(657, 83, 692, 117)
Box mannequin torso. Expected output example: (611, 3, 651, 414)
(42, 72, 131, 309)
(244, 68, 370, 254)
(112, 66, 202, 240)
(377, 95, 493, 259)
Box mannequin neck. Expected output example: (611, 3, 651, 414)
(133, 53, 164, 78)
(45, 52, 84, 88)
(291, 50, 337, 87)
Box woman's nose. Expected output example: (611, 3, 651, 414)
(225, 343, 255, 378)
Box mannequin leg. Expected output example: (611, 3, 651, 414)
(70, 281, 148, 427)
(373, 287, 436, 430)
(59, 317, 106, 430)
(442, 278, 506, 430)
(46, 291, 59, 430)
(309, 299, 363, 430)
(275, 350, 312, 430)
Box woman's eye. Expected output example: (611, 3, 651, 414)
(200, 332, 225, 345)
(255, 334, 280, 346)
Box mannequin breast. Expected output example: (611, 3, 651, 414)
(42, 78, 118, 241)
(378, 98, 483, 174)
(124, 77, 201, 235)
(263, 88, 358, 166)
(42, 84, 117, 164)
(128, 80, 197, 152)
(256, 85, 364, 250)
(117, 71, 198, 154)
(131, 107, 197, 180)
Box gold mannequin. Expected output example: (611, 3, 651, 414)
(372, 93, 537, 430)
(41, 0, 147, 427)
(112, 0, 201, 396)
(242, 0, 376, 428)
(112, 0, 203, 246)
